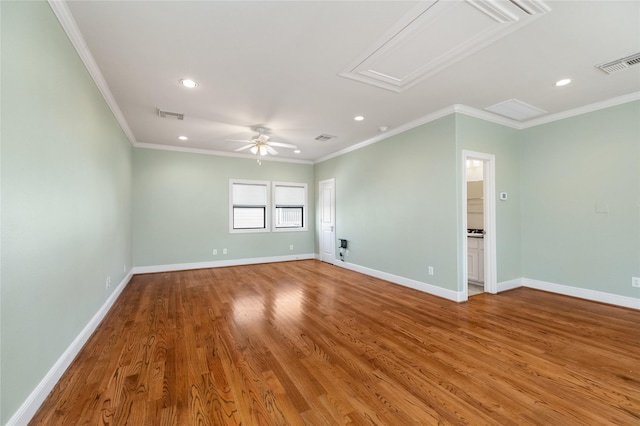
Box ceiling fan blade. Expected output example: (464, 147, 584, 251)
(235, 144, 255, 152)
(226, 139, 252, 143)
(266, 146, 278, 155)
(269, 142, 298, 149)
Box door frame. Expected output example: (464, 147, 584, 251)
(461, 150, 497, 299)
(318, 178, 336, 263)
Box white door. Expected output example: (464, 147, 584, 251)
(319, 178, 336, 263)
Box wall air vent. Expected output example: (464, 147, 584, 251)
(315, 134, 336, 142)
(157, 108, 184, 120)
(596, 52, 640, 74)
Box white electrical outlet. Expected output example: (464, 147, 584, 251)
(632, 277, 640, 288)
(290, 244, 294, 250)
(123, 264, 126, 273)
(106, 276, 111, 289)
(223, 248, 228, 255)
(428, 266, 434, 275)
(213, 249, 218, 255)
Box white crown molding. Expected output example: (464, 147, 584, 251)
(160, 92, 637, 165)
(46, 0, 639, 164)
(7, 272, 134, 425)
(134, 142, 314, 165)
(47, 0, 136, 145)
(520, 91, 640, 128)
(315, 92, 640, 164)
(314, 105, 457, 164)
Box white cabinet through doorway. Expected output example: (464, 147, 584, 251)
(467, 237, 484, 284)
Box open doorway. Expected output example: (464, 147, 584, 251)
(462, 151, 497, 300)
(466, 159, 484, 296)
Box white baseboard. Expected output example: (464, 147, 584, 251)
(522, 278, 640, 310)
(131, 253, 317, 275)
(7, 272, 133, 426)
(497, 278, 523, 292)
(325, 263, 638, 310)
(333, 260, 462, 302)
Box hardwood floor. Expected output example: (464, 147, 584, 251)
(31, 260, 640, 425)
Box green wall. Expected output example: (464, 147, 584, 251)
(520, 101, 640, 298)
(455, 115, 522, 284)
(315, 116, 460, 290)
(315, 105, 638, 299)
(132, 148, 315, 267)
(1, 1, 133, 423)
(315, 114, 524, 293)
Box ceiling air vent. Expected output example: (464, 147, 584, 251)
(315, 134, 336, 142)
(485, 98, 547, 121)
(596, 52, 640, 74)
(157, 108, 184, 120)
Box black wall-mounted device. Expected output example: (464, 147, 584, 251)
(338, 239, 348, 261)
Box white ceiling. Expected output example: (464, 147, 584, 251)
(61, 0, 640, 163)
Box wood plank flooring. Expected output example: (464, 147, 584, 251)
(31, 260, 640, 425)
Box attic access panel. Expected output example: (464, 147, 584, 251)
(339, 0, 551, 93)
(485, 98, 547, 121)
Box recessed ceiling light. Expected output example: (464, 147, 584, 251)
(179, 79, 198, 88)
(178, 136, 188, 141)
(354, 115, 364, 121)
(294, 150, 301, 154)
(555, 78, 571, 87)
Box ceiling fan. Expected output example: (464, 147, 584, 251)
(227, 127, 298, 164)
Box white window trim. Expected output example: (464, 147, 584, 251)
(229, 179, 271, 234)
(272, 181, 308, 232)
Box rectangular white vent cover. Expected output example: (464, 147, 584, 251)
(157, 108, 184, 120)
(596, 52, 640, 74)
(485, 98, 547, 121)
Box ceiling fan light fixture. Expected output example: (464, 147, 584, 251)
(259, 146, 268, 156)
(250, 146, 258, 154)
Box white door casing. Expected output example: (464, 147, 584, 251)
(462, 150, 497, 300)
(319, 178, 336, 263)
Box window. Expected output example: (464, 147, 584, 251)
(273, 182, 307, 231)
(229, 180, 270, 233)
